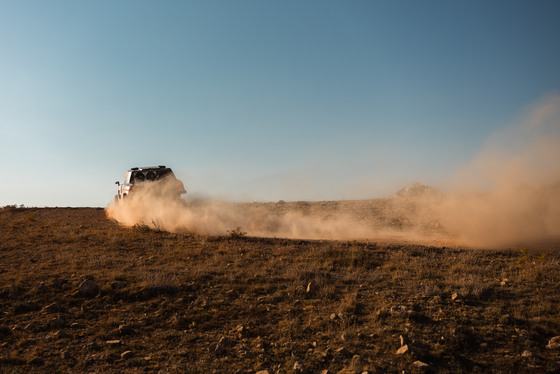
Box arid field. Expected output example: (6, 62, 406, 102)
(1, 201, 559, 373)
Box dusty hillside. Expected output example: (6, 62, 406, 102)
(1, 205, 559, 373)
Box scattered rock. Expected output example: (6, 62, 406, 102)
(396, 344, 409, 355)
(306, 281, 318, 295)
(451, 292, 464, 303)
(293, 361, 307, 374)
(547, 336, 560, 350)
(500, 278, 509, 286)
(121, 350, 134, 360)
(330, 313, 338, 321)
(77, 279, 99, 297)
(413, 360, 429, 368)
(521, 350, 532, 358)
(235, 324, 246, 335)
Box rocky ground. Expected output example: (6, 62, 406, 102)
(1, 204, 560, 373)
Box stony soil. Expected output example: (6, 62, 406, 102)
(1, 204, 559, 373)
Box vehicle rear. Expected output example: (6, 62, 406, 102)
(115, 166, 186, 203)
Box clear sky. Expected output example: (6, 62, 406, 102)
(1, 1, 559, 207)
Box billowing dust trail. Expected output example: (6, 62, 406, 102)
(106, 189, 407, 242)
(437, 95, 560, 248)
(106, 95, 560, 249)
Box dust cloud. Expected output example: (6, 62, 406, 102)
(106, 182, 378, 241)
(436, 95, 560, 248)
(106, 95, 560, 249)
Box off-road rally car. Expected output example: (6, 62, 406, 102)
(115, 166, 186, 203)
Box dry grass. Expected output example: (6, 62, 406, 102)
(0, 206, 559, 373)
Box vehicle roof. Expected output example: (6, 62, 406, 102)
(128, 165, 170, 171)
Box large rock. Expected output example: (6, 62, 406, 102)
(77, 279, 99, 297)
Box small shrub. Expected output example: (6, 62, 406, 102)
(516, 248, 548, 269)
(133, 221, 166, 233)
(227, 226, 247, 238)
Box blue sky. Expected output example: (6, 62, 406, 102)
(1, 1, 559, 206)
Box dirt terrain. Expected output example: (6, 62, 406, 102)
(1, 202, 560, 373)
